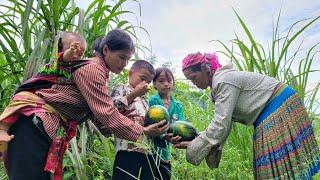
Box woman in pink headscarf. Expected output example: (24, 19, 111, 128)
(174, 52, 320, 179)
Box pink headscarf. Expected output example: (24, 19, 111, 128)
(182, 52, 222, 72)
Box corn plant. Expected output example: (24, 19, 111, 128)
(0, 0, 149, 110)
(0, 0, 150, 179)
(0, 0, 76, 108)
(214, 10, 320, 115)
(1, 1, 319, 179)
(170, 10, 320, 179)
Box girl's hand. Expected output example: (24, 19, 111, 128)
(173, 141, 190, 149)
(143, 120, 168, 137)
(171, 135, 182, 144)
(163, 133, 181, 144)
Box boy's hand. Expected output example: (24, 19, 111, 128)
(143, 120, 168, 137)
(134, 81, 149, 97)
(126, 81, 149, 104)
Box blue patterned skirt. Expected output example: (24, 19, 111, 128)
(253, 85, 320, 179)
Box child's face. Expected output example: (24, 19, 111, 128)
(129, 68, 153, 88)
(153, 71, 174, 95)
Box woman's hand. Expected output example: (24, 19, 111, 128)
(0, 130, 14, 153)
(0, 130, 14, 142)
(143, 120, 168, 137)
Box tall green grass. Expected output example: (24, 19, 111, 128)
(0, 0, 148, 179)
(214, 10, 320, 115)
(0, 1, 319, 179)
(169, 82, 253, 179)
(0, 0, 149, 110)
(169, 10, 320, 179)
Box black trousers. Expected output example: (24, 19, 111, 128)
(159, 161, 171, 180)
(112, 151, 165, 180)
(7, 115, 51, 180)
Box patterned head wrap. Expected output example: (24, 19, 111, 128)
(182, 52, 222, 72)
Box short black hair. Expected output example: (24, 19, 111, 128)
(92, 29, 135, 58)
(153, 67, 175, 85)
(130, 60, 155, 76)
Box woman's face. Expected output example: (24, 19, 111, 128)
(183, 67, 210, 89)
(103, 46, 132, 74)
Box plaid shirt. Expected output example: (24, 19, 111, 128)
(111, 84, 152, 153)
(34, 57, 143, 142)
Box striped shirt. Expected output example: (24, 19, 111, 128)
(34, 57, 143, 141)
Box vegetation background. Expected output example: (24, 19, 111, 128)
(0, 0, 319, 179)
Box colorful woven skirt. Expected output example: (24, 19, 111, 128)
(253, 85, 320, 179)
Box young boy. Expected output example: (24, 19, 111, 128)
(111, 60, 163, 179)
(0, 31, 87, 152)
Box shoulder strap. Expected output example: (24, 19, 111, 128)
(15, 60, 93, 94)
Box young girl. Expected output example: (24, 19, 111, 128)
(149, 67, 186, 180)
(175, 52, 320, 179)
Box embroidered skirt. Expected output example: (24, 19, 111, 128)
(253, 85, 320, 179)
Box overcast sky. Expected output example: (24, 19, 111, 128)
(78, 0, 320, 111)
(101, 0, 319, 113)
(1, 0, 319, 72)
(0, 0, 319, 110)
(78, 0, 320, 79)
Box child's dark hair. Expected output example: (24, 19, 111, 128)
(92, 29, 135, 58)
(130, 60, 155, 77)
(153, 67, 175, 85)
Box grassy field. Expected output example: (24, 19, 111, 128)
(0, 0, 319, 179)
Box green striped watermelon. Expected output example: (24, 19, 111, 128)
(168, 121, 198, 141)
(145, 105, 170, 126)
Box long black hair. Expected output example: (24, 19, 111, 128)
(153, 67, 175, 85)
(92, 29, 135, 58)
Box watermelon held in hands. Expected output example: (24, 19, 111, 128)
(168, 121, 198, 142)
(145, 105, 170, 126)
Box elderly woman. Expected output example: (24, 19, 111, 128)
(174, 52, 320, 179)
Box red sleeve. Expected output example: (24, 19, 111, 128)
(58, 52, 64, 62)
(1, 113, 20, 124)
(72, 63, 143, 142)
